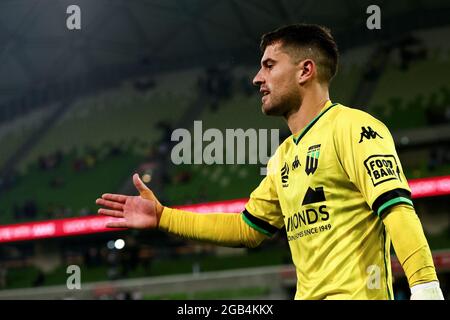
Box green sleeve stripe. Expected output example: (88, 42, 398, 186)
(377, 197, 413, 217)
(241, 213, 273, 237)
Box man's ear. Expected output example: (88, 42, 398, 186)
(298, 59, 315, 85)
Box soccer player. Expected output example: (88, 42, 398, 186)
(96, 24, 444, 300)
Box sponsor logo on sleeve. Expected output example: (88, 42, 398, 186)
(364, 154, 401, 186)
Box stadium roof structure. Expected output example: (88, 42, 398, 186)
(0, 0, 449, 114)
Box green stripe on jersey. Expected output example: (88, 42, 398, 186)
(377, 197, 413, 217)
(292, 103, 338, 144)
(241, 213, 273, 237)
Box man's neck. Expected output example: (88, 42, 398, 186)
(286, 85, 330, 136)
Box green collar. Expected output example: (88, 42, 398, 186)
(292, 102, 338, 145)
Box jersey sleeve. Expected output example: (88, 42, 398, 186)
(243, 153, 284, 237)
(334, 108, 413, 217)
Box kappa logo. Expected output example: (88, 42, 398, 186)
(364, 154, 401, 186)
(292, 155, 301, 170)
(305, 144, 321, 175)
(359, 126, 383, 143)
(281, 162, 289, 188)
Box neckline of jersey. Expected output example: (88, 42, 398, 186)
(292, 101, 338, 145)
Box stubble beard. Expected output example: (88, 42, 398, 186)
(261, 90, 301, 117)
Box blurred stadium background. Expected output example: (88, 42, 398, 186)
(0, 0, 449, 300)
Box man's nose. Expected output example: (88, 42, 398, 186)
(253, 70, 264, 86)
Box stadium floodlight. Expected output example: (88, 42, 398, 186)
(114, 239, 125, 250)
(107, 240, 115, 250)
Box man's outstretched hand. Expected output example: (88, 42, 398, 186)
(96, 173, 164, 229)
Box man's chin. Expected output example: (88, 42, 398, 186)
(262, 103, 283, 116)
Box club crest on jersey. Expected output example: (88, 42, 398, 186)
(281, 162, 289, 187)
(305, 144, 321, 175)
(364, 154, 401, 186)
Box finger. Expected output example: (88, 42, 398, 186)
(98, 208, 124, 218)
(96, 198, 124, 210)
(106, 221, 129, 228)
(133, 173, 149, 193)
(101, 193, 127, 203)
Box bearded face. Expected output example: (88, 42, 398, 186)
(253, 43, 303, 117)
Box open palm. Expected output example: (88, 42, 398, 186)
(96, 174, 163, 229)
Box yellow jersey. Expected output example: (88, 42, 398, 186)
(242, 100, 413, 300)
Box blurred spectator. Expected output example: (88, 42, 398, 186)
(72, 150, 99, 172)
(397, 35, 427, 71)
(108, 144, 122, 156)
(198, 65, 234, 111)
(38, 151, 63, 171)
(73, 157, 86, 172)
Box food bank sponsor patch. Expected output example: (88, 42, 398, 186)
(364, 155, 401, 186)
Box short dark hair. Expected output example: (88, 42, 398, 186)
(260, 24, 339, 84)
